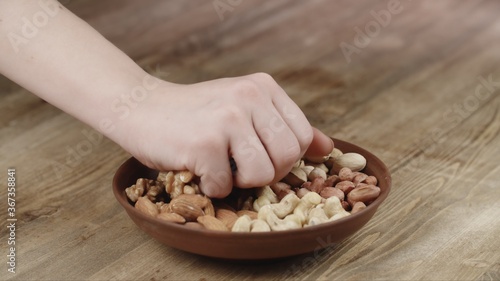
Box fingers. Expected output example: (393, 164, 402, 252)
(268, 87, 314, 157)
(191, 138, 233, 198)
(230, 126, 275, 188)
(250, 108, 301, 183)
(303, 127, 334, 160)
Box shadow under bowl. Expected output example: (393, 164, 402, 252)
(112, 138, 391, 260)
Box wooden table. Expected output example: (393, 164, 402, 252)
(2, 0, 499, 280)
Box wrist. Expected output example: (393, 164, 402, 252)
(95, 71, 158, 140)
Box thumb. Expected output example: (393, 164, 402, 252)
(303, 127, 334, 162)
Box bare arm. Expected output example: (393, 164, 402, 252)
(0, 0, 333, 197)
(0, 0, 148, 141)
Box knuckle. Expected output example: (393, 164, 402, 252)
(190, 132, 223, 151)
(232, 79, 264, 101)
(251, 72, 274, 82)
(214, 104, 246, 124)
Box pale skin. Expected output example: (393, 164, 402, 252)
(0, 1, 333, 198)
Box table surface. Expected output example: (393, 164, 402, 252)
(1, 0, 500, 280)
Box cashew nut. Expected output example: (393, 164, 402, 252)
(250, 219, 271, 232)
(231, 215, 252, 232)
(306, 207, 329, 227)
(258, 205, 301, 231)
(269, 193, 300, 218)
(253, 185, 279, 212)
(324, 196, 350, 219)
(283, 214, 302, 226)
(293, 192, 322, 224)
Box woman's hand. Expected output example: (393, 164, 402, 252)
(0, 3, 332, 198)
(120, 73, 333, 198)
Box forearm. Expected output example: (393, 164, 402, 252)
(0, 1, 333, 197)
(0, 0, 152, 142)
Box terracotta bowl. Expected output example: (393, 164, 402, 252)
(113, 138, 391, 260)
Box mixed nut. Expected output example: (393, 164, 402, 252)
(125, 147, 381, 232)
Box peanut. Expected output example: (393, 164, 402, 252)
(307, 167, 327, 181)
(282, 167, 308, 187)
(295, 187, 310, 198)
(319, 187, 344, 201)
(270, 182, 293, 201)
(351, 202, 367, 214)
(338, 167, 355, 181)
(307, 177, 326, 193)
(335, 181, 355, 194)
(352, 173, 368, 185)
(364, 175, 378, 185)
(332, 152, 367, 173)
(347, 185, 380, 205)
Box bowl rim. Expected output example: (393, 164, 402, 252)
(113, 138, 391, 238)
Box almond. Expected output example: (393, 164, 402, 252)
(204, 200, 216, 217)
(174, 194, 209, 208)
(236, 210, 258, 220)
(156, 212, 186, 224)
(197, 215, 229, 232)
(135, 196, 159, 217)
(215, 209, 239, 229)
(170, 198, 204, 221)
(185, 222, 205, 230)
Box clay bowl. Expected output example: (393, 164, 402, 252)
(113, 138, 391, 260)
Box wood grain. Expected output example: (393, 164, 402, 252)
(1, 0, 499, 280)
